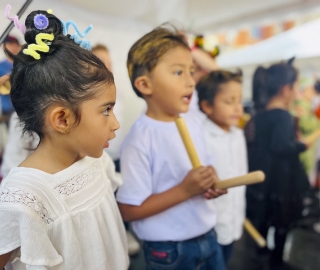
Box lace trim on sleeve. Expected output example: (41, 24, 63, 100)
(54, 164, 99, 196)
(0, 186, 54, 224)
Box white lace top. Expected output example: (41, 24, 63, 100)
(0, 152, 129, 270)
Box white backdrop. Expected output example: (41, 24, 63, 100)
(217, 18, 320, 100)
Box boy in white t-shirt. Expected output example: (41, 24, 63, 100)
(197, 70, 248, 264)
(116, 26, 227, 270)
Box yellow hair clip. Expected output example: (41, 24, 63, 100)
(47, 9, 53, 14)
(23, 33, 54, 60)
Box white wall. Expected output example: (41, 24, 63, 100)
(0, 0, 149, 159)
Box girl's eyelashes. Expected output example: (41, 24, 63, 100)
(174, 70, 182, 76)
(224, 100, 233, 105)
(103, 106, 113, 116)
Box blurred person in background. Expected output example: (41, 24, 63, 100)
(183, 35, 220, 122)
(0, 36, 20, 117)
(245, 60, 310, 269)
(313, 79, 320, 118)
(0, 37, 21, 163)
(197, 70, 247, 265)
(291, 74, 319, 181)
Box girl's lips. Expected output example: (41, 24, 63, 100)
(104, 142, 110, 148)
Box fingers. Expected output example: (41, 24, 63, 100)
(199, 166, 218, 180)
(204, 188, 228, 199)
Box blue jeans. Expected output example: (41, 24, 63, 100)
(220, 242, 234, 265)
(143, 229, 225, 270)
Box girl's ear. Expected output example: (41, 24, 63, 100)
(200, 100, 213, 115)
(281, 84, 293, 98)
(134, 75, 153, 96)
(48, 107, 75, 134)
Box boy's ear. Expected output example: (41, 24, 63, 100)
(48, 106, 75, 134)
(134, 75, 153, 96)
(200, 100, 213, 115)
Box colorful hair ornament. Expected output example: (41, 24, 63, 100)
(194, 35, 220, 58)
(61, 20, 93, 50)
(34, 14, 49, 30)
(5, 4, 26, 34)
(23, 33, 54, 60)
(47, 9, 53, 14)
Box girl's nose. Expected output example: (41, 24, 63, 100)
(112, 114, 120, 131)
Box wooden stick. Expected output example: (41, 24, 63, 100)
(175, 116, 265, 188)
(303, 129, 320, 146)
(244, 219, 267, 248)
(175, 117, 202, 168)
(175, 116, 267, 247)
(214, 171, 265, 189)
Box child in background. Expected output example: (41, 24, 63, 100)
(245, 60, 310, 269)
(116, 26, 227, 270)
(197, 70, 247, 265)
(0, 9, 128, 269)
(92, 44, 113, 73)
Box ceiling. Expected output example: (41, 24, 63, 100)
(61, 0, 318, 32)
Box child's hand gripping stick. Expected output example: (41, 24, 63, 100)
(175, 117, 265, 188)
(175, 116, 267, 247)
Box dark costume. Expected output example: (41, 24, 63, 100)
(245, 108, 310, 265)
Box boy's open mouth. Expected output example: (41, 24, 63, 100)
(182, 94, 192, 104)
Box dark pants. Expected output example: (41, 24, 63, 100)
(143, 229, 225, 270)
(220, 242, 234, 265)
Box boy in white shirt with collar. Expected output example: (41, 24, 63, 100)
(116, 26, 227, 270)
(197, 70, 248, 265)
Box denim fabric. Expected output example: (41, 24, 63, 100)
(220, 242, 234, 265)
(143, 229, 225, 270)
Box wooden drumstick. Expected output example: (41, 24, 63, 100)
(175, 117, 265, 188)
(215, 171, 264, 189)
(244, 219, 267, 248)
(175, 117, 202, 168)
(175, 116, 267, 247)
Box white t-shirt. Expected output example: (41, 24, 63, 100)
(116, 114, 216, 242)
(0, 152, 129, 270)
(203, 118, 248, 245)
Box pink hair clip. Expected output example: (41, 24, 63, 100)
(5, 4, 26, 34)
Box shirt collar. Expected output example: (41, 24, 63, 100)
(204, 117, 237, 136)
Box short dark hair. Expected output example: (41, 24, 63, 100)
(253, 58, 298, 112)
(127, 25, 190, 98)
(197, 70, 242, 112)
(5, 10, 114, 139)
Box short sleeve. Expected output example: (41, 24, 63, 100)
(0, 188, 63, 268)
(116, 144, 152, 206)
(102, 151, 122, 192)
